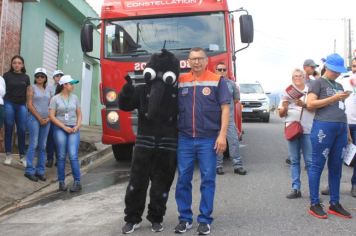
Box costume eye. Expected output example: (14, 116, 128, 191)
(162, 71, 176, 84)
(143, 67, 156, 81)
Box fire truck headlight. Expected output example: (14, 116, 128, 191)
(106, 91, 117, 103)
(107, 111, 119, 124)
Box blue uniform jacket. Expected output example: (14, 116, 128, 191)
(178, 70, 230, 138)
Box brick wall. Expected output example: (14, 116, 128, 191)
(0, 0, 23, 75)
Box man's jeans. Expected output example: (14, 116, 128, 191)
(287, 134, 312, 190)
(46, 122, 58, 161)
(350, 124, 356, 185)
(25, 114, 50, 175)
(4, 100, 27, 155)
(308, 120, 347, 205)
(53, 125, 81, 182)
(217, 122, 243, 169)
(175, 135, 217, 224)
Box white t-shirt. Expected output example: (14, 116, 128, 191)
(0, 76, 5, 105)
(278, 86, 315, 134)
(338, 75, 356, 125)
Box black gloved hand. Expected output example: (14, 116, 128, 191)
(121, 75, 134, 95)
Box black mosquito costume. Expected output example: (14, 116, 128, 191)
(119, 49, 179, 224)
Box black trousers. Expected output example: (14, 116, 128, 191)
(124, 146, 177, 223)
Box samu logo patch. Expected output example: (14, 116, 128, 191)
(202, 87, 211, 96)
(181, 88, 189, 96)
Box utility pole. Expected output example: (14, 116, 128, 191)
(344, 18, 348, 63)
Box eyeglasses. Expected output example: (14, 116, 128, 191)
(188, 57, 206, 62)
(36, 75, 46, 78)
(216, 68, 227, 72)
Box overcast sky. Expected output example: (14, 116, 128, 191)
(86, 0, 356, 92)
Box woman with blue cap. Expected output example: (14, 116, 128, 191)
(307, 53, 352, 219)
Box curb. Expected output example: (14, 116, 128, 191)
(0, 144, 114, 217)
(79, 143, 112, 167)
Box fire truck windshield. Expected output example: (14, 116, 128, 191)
(104, 13, 226, 58)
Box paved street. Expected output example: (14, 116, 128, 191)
(1, 113, 356, 235)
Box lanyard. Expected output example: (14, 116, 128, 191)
(61, 95, 71, 112)
(322, 77, 341, 91)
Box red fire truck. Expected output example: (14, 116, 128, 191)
(81, 0, 254, 161)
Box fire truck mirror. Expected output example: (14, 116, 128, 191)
(239, 15, 254, 44)
(81, 24, 94, 53)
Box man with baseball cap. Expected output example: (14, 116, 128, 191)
(303, 59, 319, 86)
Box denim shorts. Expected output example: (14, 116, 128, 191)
(0, 104, 3, 128)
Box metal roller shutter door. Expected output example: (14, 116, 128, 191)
(42, 26, 59, 77)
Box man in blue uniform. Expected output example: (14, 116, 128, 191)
(174, 48, 230, 235)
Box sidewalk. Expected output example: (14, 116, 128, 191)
(0, 125, 112, 215)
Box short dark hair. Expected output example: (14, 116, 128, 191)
(9, 55, 26, 73)
(215, 62, 225, 69)
(189, 47, 207, 57)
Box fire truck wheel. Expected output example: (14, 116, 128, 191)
(112, 144, 133, 161)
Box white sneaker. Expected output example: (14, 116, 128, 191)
(20, 158, 27, 167)
(4, 155, 12, 165)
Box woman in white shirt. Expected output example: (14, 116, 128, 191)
(278, 68, 314, 199)
(339, 66, 356, 197)
(0, 76, 5, 152)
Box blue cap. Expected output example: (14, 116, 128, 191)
(324, 53, 347, 73)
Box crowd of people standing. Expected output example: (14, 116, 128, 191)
(0, 55, 82, 192)
(2, 51, 356, 234)
(279, 54, 356, 220)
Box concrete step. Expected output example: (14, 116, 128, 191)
(0, 144, 112, 216)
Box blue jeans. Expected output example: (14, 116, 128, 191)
(53, 125, 81, 182)
(308, 120, 348, 205)
(46, 123, 58, 161)
(287, 134, 312, 190)
(4, 100, 27, 155)
(0, 104, 4, 128)
(175, 135, 217, 224)
(25, 114, 50, 175)
(350, 124, 356, 185)
(217, 122, 243, 168)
